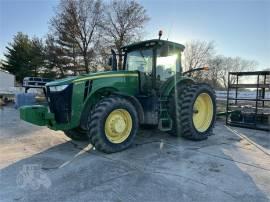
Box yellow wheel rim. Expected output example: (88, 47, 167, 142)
(192, 93, 213, 132)
(105, 109, 132, 144)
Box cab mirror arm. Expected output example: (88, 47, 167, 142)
(111, 49, 117, 71)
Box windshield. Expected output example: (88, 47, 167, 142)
(125, 49, 153, 74)
(125, 47, 180, 81)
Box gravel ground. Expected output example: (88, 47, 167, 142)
(0, 106, 269, 202)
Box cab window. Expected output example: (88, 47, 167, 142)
(156, 48, 180, 81)
(126, 49, 153, 74)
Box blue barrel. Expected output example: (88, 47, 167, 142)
(15, 93, 36, 108)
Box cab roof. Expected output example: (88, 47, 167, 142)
(121, 39, 185, 52)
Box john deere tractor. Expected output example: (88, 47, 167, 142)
(20, 39, 216, 153)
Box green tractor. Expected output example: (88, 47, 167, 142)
(20, 39, 216, 153)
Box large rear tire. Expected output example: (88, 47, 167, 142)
(87, 96, 138, 153)
(169, 83, 216, 140)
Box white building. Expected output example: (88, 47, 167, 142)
(0, 69, 15, 91)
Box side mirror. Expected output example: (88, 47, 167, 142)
(111, 49, 117, 71)
(108, 57, 112, 66)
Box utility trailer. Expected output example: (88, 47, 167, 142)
(226, 71, 270, 131)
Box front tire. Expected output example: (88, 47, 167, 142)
(169, 83, 216, 140)
(88, 96, 138, 153)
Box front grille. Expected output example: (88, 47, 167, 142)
(83, 80, 93, 102)
(47, 84, 73, 123)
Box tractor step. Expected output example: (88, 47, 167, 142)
(158, 97, 172, 131)
(158, 118, 172, 131)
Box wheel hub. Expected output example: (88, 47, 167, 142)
(110, 117, 126, 133)
(192, 93, 214, 132)
(105, 109, 132, 143)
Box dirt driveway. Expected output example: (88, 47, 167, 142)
(0, 106, 269, 202)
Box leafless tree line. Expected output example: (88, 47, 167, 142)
(183, 40, 258, 89)
(4, 0, 259, 88)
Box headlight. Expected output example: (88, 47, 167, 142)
(49, 84, 69, 92)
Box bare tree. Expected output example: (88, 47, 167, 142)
(183, 40, 215, 71)
(207, 55, 225, 88)
(197, 55, 258, 89)
(50, 0, 104, 73)
(219, 56, 257, 88)
(102, 0, 149, 69)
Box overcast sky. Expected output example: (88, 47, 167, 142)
(0, 0, 269, 69)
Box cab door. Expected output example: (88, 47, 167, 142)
(125, 48, 154, 95)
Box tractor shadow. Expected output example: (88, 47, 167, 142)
(0, 122, 269, 201)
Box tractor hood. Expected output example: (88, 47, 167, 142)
(46, 76, 76, 86)
(46, 71, 138, 86)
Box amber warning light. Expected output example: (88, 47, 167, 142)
(158, 30, 163, 40)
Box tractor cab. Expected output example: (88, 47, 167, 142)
(108, 40, 186, 128)
(121, 39, 185, 94)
